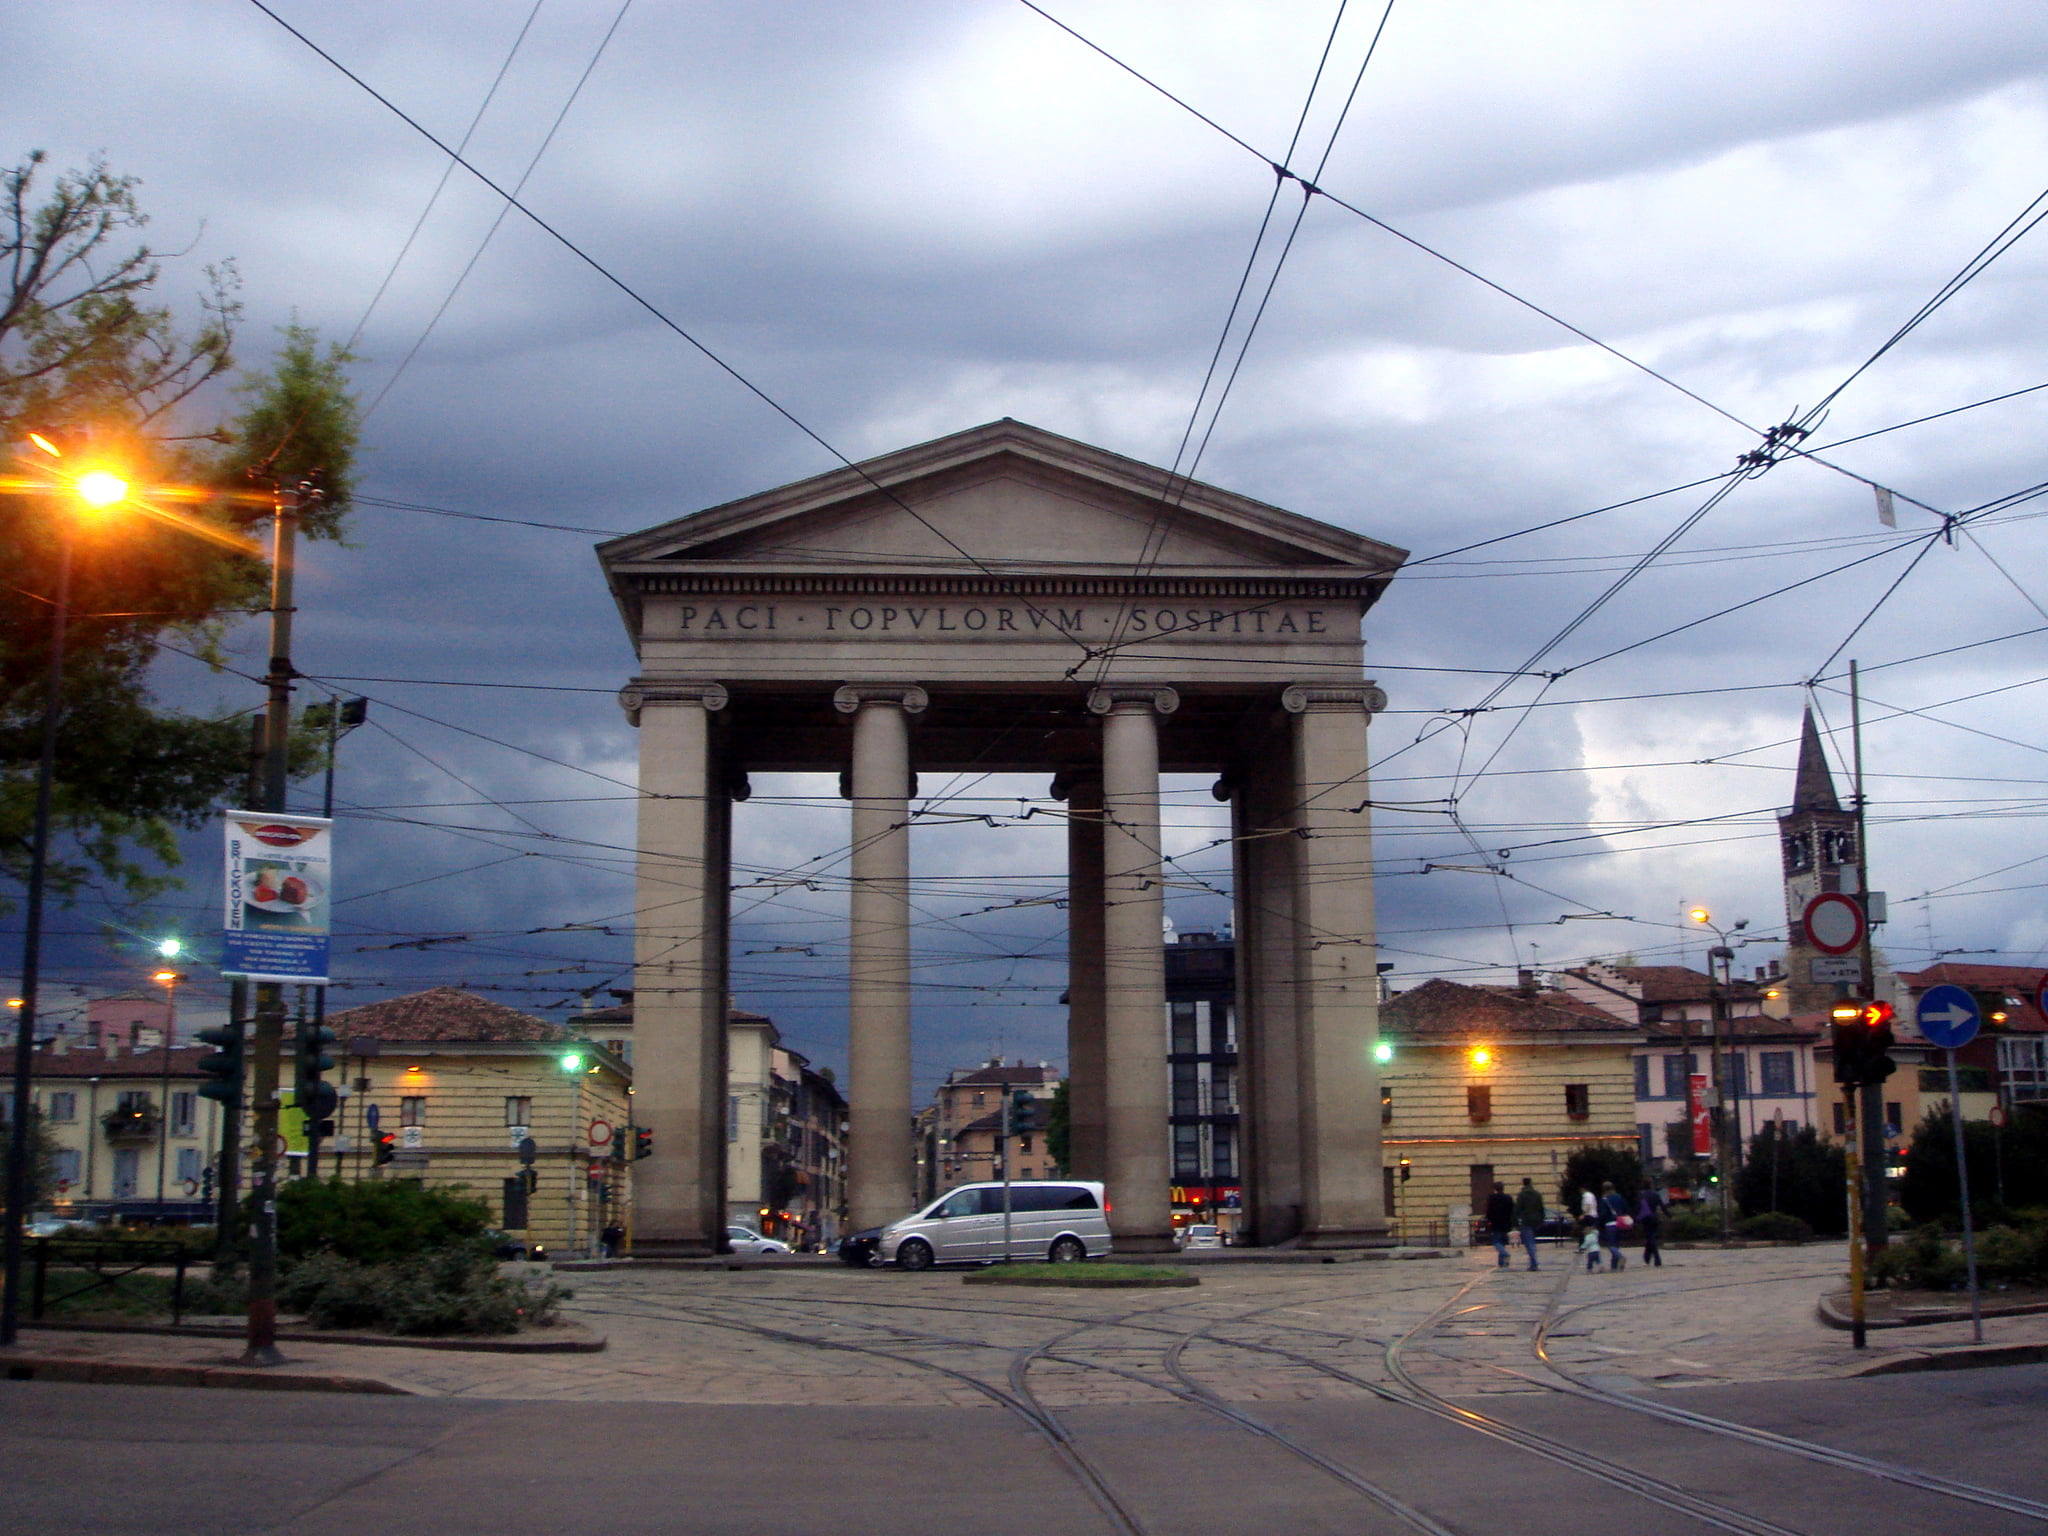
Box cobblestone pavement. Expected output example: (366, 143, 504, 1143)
(16, 1242, 2043, 1406)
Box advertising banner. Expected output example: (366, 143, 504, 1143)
(222, 810, 333, 982)
(1689, 1073, 1713, 1156)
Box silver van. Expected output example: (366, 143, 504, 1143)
(878, 1181, 1110, 1269)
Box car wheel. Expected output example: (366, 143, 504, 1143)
(896, 1238, 935, 1272)
(1048, 1236, 1086, 1264)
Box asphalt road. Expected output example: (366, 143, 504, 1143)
(5, 1366, 2045, 1536)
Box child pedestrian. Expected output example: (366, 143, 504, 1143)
(1579, 1218, 1603, 1272)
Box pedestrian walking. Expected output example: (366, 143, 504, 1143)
(1636, 1185, 1667, 1267)
(1579, 1185, 1599, 1222)
(1485, 1182, 1517, 1268)
(1579, 1217, 1603, 1272)
(1598, 1181, 1628, 1271)
(1514, 1176, 1544, 1271)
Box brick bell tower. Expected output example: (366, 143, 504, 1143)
(1779, 708, 1859, 1014)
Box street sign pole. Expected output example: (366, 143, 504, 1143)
(1945, 1046, 1984, 1345)
(1843, 1088, 1866, 1349)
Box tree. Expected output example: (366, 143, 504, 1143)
(1560, 1143, 1640, 1215)
(1045, 1078, 1070, 1175)
(1900, 1105, 2048, 1228)
(0, 1105, 57, 1210)
(1735, 1123, 1846, 1236)
(2, 152, 358, 906)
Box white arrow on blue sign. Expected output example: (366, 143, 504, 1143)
(1917, 983, 1981, 1050)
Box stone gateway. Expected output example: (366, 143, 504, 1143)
(598, 419, 1409, 1253)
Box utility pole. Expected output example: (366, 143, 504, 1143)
(1850, 662, 1888, 1258)
(213, 717, 264, 1257)
(1708, 945, 1735, 1243)
(242, 484, 305, 1367)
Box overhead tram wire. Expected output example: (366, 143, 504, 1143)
(361, 0, 635, 424)
(1085, 0, 1397, 684)
(249, 0, 1094, 656)
(343, 0, 545, 353)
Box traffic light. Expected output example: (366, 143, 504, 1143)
(373, 1130, 396, 1166)
(1012, 1088, 1036, 1129)
(295, 1014, 339, 1137)
(1829, 1000, 1897, 1086)
(195, 1022, 244, 1106)
(633, 1128, 653, 1161)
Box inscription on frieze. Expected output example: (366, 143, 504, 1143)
(673, 601, 1337, 637)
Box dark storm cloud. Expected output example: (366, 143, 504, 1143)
(8, 3, 2048, 1081)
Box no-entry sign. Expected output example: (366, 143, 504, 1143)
(1803, 892, 1865, 955)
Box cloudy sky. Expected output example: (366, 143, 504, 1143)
(8, 1, 2048, 1090)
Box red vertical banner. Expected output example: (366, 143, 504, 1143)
(1689, 1074, 1712, 1155)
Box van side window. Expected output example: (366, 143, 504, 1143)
(935, 1190, 978, 1219)
(1059, 1187, 1099, 1210)
(1007, 1186, 1059, 1213)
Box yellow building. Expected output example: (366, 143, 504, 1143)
(1379, 978, 1639, 1244)
(26, 1034, 228, 1219)
(328, 988, 633, 1257)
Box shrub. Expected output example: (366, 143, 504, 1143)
(277, 1178, 491, 1264)
(279, 1247, 569, 1336)
(1663, 1206, 1721, 1242)
(1560, 1145, 1641, 1218)
(1734, 1211, 1813, 1243)
(1870, 1223, 1967, 1291)
(1736, 1124, 1846, 1236)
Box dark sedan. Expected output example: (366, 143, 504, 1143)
(837, 1227, 882, 1267)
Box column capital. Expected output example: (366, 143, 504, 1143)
(1281, 682, 1388, 716)
(1086, 685, 1179, 717)
(832, 684, 929, 715)
(618, 680, 728, 727)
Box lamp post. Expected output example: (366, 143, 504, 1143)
(3, 442, 131, 1347)
(150, 958, 186, 1210)
(1688, 906, 1749, 1244)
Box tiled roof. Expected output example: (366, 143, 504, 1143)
(32, 1044, 209, 1079)
(1383, 978, 1635, 1037)
(1644, 1016, 1821, 1043)
(328, 987, 569, 1044)
(948, 1062, 1060, 1087)
(1606, 965, 1765, 1003)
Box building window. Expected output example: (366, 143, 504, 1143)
(1171, 1061, 1201, 1116)
(1759, 1052, 1795, 1096)
(1832, 1102, 1847, 1136)
(505, 1096, 532, 1127)
(1172, 1124, 1201, 1178)
(1721, 1054, 1748, 1098)
(727, 1095, 740, 1143)
(1565, 1084, 1590, 1120)
(1821, 828, 1856, 867)
(1661, 1053, 1695, 1099)
(401, 1096, 426, 1127)
(973, 1092, 985, 1106)
(176, 1147, 202, 1182)
(1467, 1085, 1492, 1123)
(1638, 1123, 1655, 1163)
(1381, 1085, 1393, 1125)
(171, 1092, 196, 1136)
(1212, 1124, 1236, 1180)
(1998, 1036, 2048, 1102)
(1884, 1102, 1901, 1136)
(117, 1089, 151, 1113)
(45, 1091, 76, 1124)
(1783, 832, 1812, 873)
(1632, 1056, 1650, 1099)
(51, 1148, 80, 1187)
(1018, 1135, 1032, 1154)
(1169, 1002, 1198, 1055)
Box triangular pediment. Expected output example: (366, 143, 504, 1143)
(598, 419, 1407, 578)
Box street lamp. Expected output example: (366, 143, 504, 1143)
(1689, 905, 1750, 1243)
(151, 966, 186, 1210)
(2, 434, 135, 1347)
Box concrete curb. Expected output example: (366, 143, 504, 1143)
(1817, 1289, 2048, 1331)
(23, 1319, 606, 1353)
(0, 1353, 413, 1394)
(1852, 1342, 2048, 1376)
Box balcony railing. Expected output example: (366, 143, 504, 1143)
(101, 1108, 160, 1142)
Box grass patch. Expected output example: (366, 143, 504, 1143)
(965, 1262, 1196, 1288)
(37, 1269, 241, 1321)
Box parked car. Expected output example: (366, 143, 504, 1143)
(837, 1227, 882, 1267)
(1178, 1223, 1222, 1250)
(487, 1230, 546, 1261)
(725, 1225, 791, 1256)
(877, 1181, 1110, 1270)
(25, 1217, 81, 1239)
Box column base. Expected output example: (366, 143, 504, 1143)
(630, 1235, 725, 1258)
(1296, 1226, 1396, 1250)
(1110, 1232, 1180, 1256)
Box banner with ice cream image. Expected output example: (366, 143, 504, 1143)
(222, 811, 333, 982)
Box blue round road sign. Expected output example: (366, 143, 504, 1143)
(1917, 983, 1981, 1050)
(364, 1103, 381, 1131)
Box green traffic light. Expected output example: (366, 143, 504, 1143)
(155, 936, 184, 958)
(1372, 1040, 1393, 1065)
(559, 1050, 585, 1073)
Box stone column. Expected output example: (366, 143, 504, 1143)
(620, 681, 730, 1255)
(1282, 683, 1392, 1247)
(1054, 770, 1106, 1182)
(1231, 726, 1306, 1245)
(835, 684, 927, 1232)
(1087, 685, 1178, 1252)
